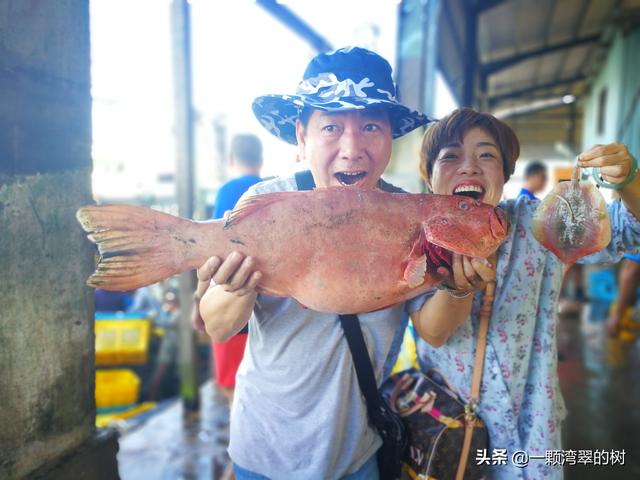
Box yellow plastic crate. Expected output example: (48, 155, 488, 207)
(621, 307, 640, 331)
(96, 401, 157, 428)
(95, 369, 140, 409)
(95, 318, 151, 366)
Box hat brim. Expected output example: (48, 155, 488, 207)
(252, 94, 433, 145)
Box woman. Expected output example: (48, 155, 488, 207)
(411, 108, 640, 479)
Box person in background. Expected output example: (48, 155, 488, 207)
(193, 133, 263, 406)
(148, 290, 180, 401)
(607, 254, 640, 336)
(518, 160, 548, 200)
(94, 287, 131, 312)
(127, 285, 162, 320)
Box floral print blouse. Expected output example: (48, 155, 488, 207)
(416, 196, 640, 479)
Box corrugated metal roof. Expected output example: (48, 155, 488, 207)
(434, 0, 640, 159)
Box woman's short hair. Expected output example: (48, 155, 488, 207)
(420, 107, 520, 185)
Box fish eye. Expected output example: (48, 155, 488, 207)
(458, 201, 469, 210)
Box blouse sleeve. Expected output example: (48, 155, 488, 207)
(579, 200, 640, 264)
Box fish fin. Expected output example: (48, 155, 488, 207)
(224, 191, 304, 228)
(403, 227, 429, 287)
(76, 204, 202, 291)
(404, 254, 427, 288)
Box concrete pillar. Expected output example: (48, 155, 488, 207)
(0, 1, 116, 478)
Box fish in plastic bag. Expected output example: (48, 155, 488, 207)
(532, 165, 611, 264)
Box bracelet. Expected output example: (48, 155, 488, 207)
(437, 284, 473, 299)
(590, 154, 639, 189)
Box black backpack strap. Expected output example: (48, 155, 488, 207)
(294, 170, 316, 191)
(378, 178, 406, 193)
(339, 314, 384, 421)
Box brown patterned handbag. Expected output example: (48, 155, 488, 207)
(380, 282, 496, 480)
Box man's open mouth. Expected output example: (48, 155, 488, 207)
(335, 171, 367, 186)
(453, 184, 485, 201)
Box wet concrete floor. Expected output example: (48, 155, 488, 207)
(117, 305, 640, 479)
(117, 382, 232, 480)
(559, 304, 640, 479)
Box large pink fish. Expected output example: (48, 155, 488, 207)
(533, 167, 611, 264)
(77, 187, 508, 314)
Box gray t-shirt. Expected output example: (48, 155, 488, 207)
(228, 175, 424, 479)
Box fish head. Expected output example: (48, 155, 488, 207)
(422, 195, 509, 258)
(532, 180, 611, 264)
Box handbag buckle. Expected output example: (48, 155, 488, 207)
(464, 399, 478, 423)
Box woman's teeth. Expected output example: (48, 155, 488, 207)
(453, 185, 484, 200)
(335, 171, 366, 185)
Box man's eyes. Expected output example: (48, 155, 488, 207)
(319, 123, 384, 133)
(363, 123, 382, 132)
(321, 124, 339, 133)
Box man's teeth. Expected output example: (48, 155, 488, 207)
(454, 185, 483, 194)
(336, 171, 366, 185)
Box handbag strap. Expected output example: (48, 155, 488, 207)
(469, 280, 495, 404)
(456, 279, 496, 480)
(339, 314, 385, 423)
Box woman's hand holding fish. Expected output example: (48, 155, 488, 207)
(441, 253, 497, 294)
(412, 254, 497, 347)
(579, 142, 640, 220)
(196, 252, 262, 342)
(578, 143, 636, 185)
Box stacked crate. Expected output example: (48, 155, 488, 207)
(95, 314, 151, 412)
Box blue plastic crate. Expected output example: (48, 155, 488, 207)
(587, 269, 617, 302)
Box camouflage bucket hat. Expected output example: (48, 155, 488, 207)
(252, 46, 433, 144)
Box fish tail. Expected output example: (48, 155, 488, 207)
(76, 204, 207, 291)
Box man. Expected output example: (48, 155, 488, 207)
(195, 47, 431, 479)
(607, 254, 640, 336)
(210, 133, 263, 405)
(518, 160, 548, 200)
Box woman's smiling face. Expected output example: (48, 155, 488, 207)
(428, 127, 505, 207)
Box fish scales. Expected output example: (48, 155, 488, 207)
(77, 187, 508, 314)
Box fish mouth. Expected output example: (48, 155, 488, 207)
(335, 170, 367, 186)
(452, 182, 485, 202)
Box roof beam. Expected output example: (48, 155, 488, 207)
(481, 34, 600, 76)
(475, 0, 509, 13)
(256, 0, 333, 53)
(552, 0, 591, 82)
(488, 74, 585, 105)
(441, 0, 464, 60)
(532, 0, 559, 85)
(493, 96, 575, 119)
(462, 4, 479, 106)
